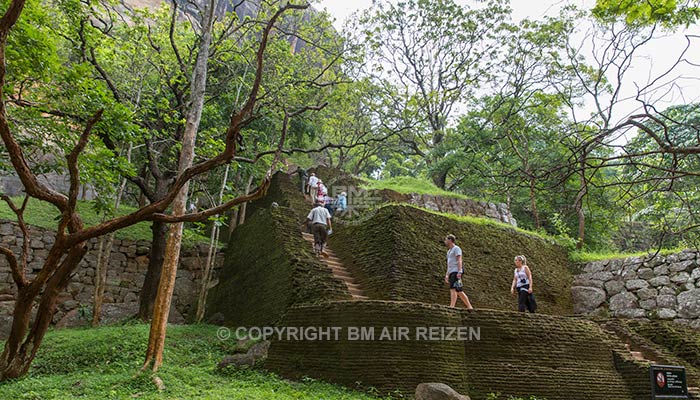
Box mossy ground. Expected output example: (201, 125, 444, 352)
(0, 324, 390, 400)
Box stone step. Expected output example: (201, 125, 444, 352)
(301, 230, 367, 301)
(333, 270, 354, 280)
(330, 265, 351, 273)
(690, 387, 700, 400)
(348, 289, 365, 297)
(334, 274, 356, 283)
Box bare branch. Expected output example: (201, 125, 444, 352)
(0, 195, 29, 288)
(63, 2, 310, 246)
(64, 109, 104, 233)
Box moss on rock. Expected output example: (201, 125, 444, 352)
(206, 206, 349, 327)
(329, 205, 573, 314)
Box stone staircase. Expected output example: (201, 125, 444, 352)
(301, 232, 368, 300)
(625, 343, 656, 363)
(692, 387, 700, 399)
(622, 339, 700, 399)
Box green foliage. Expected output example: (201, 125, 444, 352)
(569, 247, 686, 263)
(593, 0, 700, 27)
(0, 324, 389, 399)
(353, 0, 512, 187)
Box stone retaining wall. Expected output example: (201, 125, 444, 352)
(573, 250, 700, 328)
(405, 193, 517, 226)
(0, 220, 223, 336)
(266, 301, 646, 399)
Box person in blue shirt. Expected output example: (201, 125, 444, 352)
(335, 191, 347, 213)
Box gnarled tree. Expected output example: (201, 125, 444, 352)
(0, 0, 311, 381)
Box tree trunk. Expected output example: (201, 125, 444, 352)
(1, 244, 88, 380)
(92, 233, 116, 326)
(195, 164, 228, 322)
(431, 168, 449, 190)
(93, 152, 130, 326)
(137, 220, 168, 321)
(575, 158, 587, 250)
(529, 177, 540, 229)
(237, 174, 255, 226)
(142, 0, 215, 374)
(228, 207, 239, 235)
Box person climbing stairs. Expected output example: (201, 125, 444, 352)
(301, 232, 368, 300)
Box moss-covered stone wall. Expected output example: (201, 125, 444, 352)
(266, 301, 645, 399)
(622, 319, 700, 371)
(245, 171, 311, 222)
(206, 206, 349, 327)
(329, 205, 573, 315)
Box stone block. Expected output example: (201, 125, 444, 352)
(609, 291, 637, 311)
(625, 279, 649, 291)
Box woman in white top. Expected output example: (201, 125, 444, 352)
(510, 255, 536, 313)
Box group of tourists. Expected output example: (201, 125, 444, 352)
(444, 234, 537, 313)
(299, 170, 349, 258)
(298, 169, 348, 217)
(296, 168, 536, 313)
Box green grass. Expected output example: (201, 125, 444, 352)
(0, 324, 391, 400)
(397, 203, 565, 246)
(569, 246, 688, 263)
(0, 197, 213, 247)
(362, 176, 475, 200)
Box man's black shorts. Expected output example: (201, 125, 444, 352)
(448, 271, 463, 292)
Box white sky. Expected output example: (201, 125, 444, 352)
(315, 0, 700, 131)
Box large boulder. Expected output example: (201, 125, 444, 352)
(247, 340, 270, 359)
(625, 279, 649, 291)
(217, 340, 270, 370)
(572, 286, 606, 314)
(649, 276, 671, 287)
(604, 280, 625, 296)
(615, 308, 646, 318)
(677, 289, 700, 318)
(415, 383, 470, 400)
(657, 308, 677, 320)
(0, 309, 12, 339)
(609, 291, 638, 312)
(217, 353, 255, 369)
(656, 295, 676, 309)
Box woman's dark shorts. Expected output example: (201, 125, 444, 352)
(448, 271, 464, 292)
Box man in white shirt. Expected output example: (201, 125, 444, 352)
(307, 173, 319, 203)
(306, 202, 332, 257)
